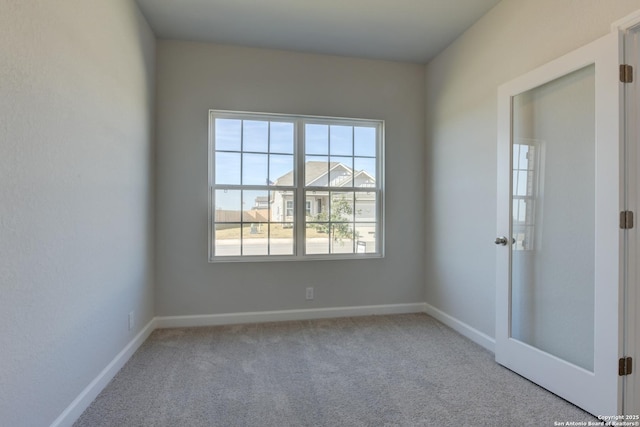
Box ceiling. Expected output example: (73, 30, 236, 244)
(135, 0, 500, 64)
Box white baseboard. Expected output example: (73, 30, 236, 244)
(155, 303, 426, 328)
(50, 318, 157, 427)
(53, 302, 494, 427)
(423, 302, 495, 352)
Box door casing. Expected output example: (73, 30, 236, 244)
(615, 10, 640, 416)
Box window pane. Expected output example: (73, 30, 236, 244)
(513, 143, 521, 168)
(330, 223, 355, 254)
(330, 192, 354, 222)
(272, 194, 295, 222)
(513, 199, 527, 223)
(241, 224, 268, 256)
(354, 157, 376, 185)
(306, 156, 329, 186)
(270, 122, 294, 154)
(242, 153, 268, 185)
(215, 119, 241, 151)
(270, 190, 294, 221)
(330, 125, 352, 156)
(329, 157, 353, 187)
(270, 154, 294, 186)
(270, 223, 294, 255)
(513, 170, 528, 196)
(306, 124, 328, 155)
(355, 192, 376, 222)
(215, 224, 241, 256)
(354, 126, 376, 157)
(242, 190, 269, 222)
(514, 144, 530, 170)
(215, 152, 241, 185)
(306, 223, 329, 254)
(306, 191, 327, 220)
(243, 120, 268, 153)
(215, 190, 241, 222)
(355, 223, 376, 253)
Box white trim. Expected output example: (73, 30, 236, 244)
(209, 109, 385, 262)
(622, 22, 640, 416)
(423, 303, 495, 352)
(50, 302, 501, 426)
(156, 303, 425, 328)
(50, 318, 157, 427)
(612, 9, 640, 32)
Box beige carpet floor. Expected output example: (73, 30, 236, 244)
(75, 313, 595, 426)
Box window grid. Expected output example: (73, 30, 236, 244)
(212, 116, 297, 258)
(512, 140, 539, 251)
(209, 110, 383, 261)
(303, 189, 378, 255)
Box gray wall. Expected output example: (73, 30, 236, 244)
(156, 41, 425, 316)
(0, 1, 156, 425)
(424, 0, 640, 338)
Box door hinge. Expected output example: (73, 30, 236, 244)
(620, 211, 634, 229)
(619, 357, 633, 376)
(621, 64, 633, 83)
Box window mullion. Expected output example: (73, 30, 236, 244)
(377, 122, 383, 255)
(240, 189, 244, 256)
(296, 120, 306, 256)
(209, 118, 215, 260)
(351, 126, 355, 253)
(239, 120, 244, 256)
(352, 191, 356, 253)
(267, 122, 271, 256)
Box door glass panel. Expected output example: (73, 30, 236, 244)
(510, 65, 595, 372)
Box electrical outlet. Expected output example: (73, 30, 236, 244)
(306, 287, 314, 300)
(128, 311, 134, 331)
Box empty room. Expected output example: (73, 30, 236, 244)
(2, 0, 640, 426)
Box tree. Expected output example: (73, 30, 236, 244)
(312, 196, 360, 246)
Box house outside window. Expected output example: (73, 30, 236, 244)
(209, 110, 384, 261)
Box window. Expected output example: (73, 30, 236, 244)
(512, 139, 541, 251)
(209, 110, 384, 261)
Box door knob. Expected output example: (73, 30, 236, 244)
(495, 236, 509, 246)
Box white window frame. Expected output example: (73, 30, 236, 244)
(286, 200, 294, 217)
(208, 109, 385, 262)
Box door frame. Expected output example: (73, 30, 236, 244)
(495, 31, 624, 415)
(614, 10, 640, 416)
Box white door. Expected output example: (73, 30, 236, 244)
(495, 31, 623, 416)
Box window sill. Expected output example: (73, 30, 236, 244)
(208, 253, 384, 263)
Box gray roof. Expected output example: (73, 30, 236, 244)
(274, 161, 341, 186)
(273, 161, 374, 187)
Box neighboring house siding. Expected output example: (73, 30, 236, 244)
(271, 161, 376, 223)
